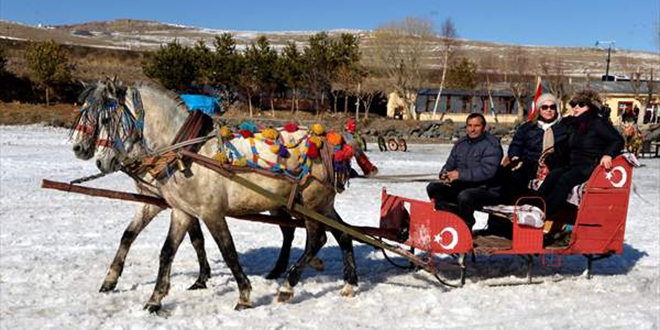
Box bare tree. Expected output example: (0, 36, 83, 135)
(632, 68, 655, 126)
(357, 77, 387, 120)
(504, 46, 533, 121)
(365, 16, 435, 120)
(539, 57, 570, 111)
(434, 18, 459, 121)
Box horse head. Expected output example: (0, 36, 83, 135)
(71, 79, 144, 173)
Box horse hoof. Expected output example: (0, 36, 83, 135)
(340, 284, 356, 297)
(234, 302, 252, 311)
(309, 258, 325, 272)
(144, 303, 161, 313)
(276, 290, 294, 303)
(99, 281, 117, 293)
(188, 281, 207, 290)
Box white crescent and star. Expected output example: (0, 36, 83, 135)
(433, 227, 458, 250)
(605, 166, 627, 188)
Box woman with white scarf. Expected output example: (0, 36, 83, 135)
(502, 93, 563, 199)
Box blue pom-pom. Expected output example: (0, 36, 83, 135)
(278, 145, 290, 158)
(239, 121, 258, 133)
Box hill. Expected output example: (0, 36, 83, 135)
(1, 19, 658, 82)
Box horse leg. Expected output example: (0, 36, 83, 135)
(266, 224, 295, 279)
(186, 218, 211, 290)
(265, 210, 324, 279)
(203, 215, 252, 310)
(277, 219, 327, 303)
(328, 209, 358, 297)
(100, 203, 164, 292)
(144, 209, 192, 313)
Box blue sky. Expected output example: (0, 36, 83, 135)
(1, 0, 658, 52)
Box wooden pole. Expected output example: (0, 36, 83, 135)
(41, 179, 169, 208)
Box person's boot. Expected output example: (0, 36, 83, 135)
(355, 153, 378, 177)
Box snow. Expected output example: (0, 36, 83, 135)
(1, 125, 658, 330)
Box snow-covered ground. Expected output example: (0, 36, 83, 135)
(1, 125, 658, 330)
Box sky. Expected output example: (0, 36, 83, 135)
(1, 0, 659, 52)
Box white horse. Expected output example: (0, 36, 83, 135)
(71, 81, 319, 294)
(82, 81, 357, 311)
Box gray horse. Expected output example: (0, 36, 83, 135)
(79, 81, 357, 311)
(71, 84, 319, 293)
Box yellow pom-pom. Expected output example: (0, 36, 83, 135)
(262, 127, 279, 140)
(213, 151, 228, 163)
(233, 157, 247, 167)
(310, 136, 323, 148)
(219, 126, 233, 139)
(270, 144, 281, 154)
(327, 131, 343, 145)
(310, 123, 325, 135)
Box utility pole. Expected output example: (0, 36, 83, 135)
(595, 40, 616, 81)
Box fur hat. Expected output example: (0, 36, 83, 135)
(535, 93, 558, 109)
(571, 89, 602, 109)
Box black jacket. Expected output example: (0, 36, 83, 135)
(508, 121, 545, 164)
(551, 110, 624, 168)
(443, 132, 503, 184)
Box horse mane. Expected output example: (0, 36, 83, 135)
(132, 82, 189, 115)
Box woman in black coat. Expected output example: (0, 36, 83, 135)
(539, 89, 624, 219)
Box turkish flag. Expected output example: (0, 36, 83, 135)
(528, 77, 543, 121)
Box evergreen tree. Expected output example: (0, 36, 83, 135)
(280, 42, 305, 113)
(24, 40, 72, 105)
(142, 40, 198, 90)
(0, 46, 7, 76)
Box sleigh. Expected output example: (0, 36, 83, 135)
(374, 154, 634, 284)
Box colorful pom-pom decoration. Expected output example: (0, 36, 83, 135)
(341, 144, 354, 159)
(309, 136, 323, 148)
(219, 126, 233, 139)
(278, 145, 290, 158)
(310, 123, 325, 135)
(307, 142, 319, 159)
(270, 144, 281, 154)
(238, 130, 254, 138)
(262, 127, 279, 140)
(326, 131, 343, 146)
(233, 157, 247, 167)
(333, 149, 346, 162)
(283, 122, 299, 133)
(239, 121, 258, 133)
(213, 151, 228, 163)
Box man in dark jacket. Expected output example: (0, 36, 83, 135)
(426, 113, 503, 230)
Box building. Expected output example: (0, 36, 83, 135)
(386, 80, 659, 125)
